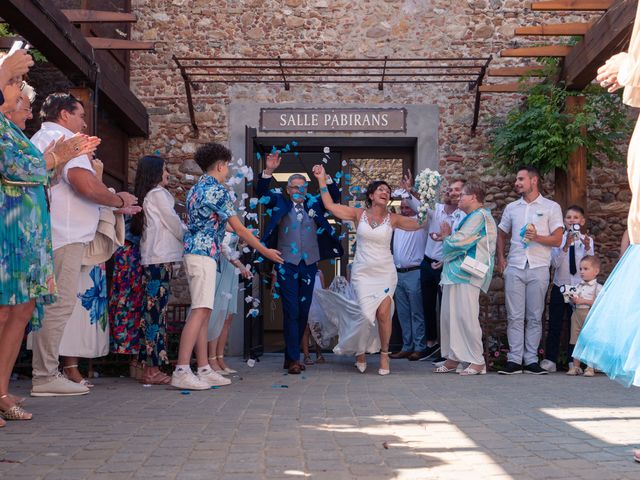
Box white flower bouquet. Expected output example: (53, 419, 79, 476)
(414, 168, 443, 225)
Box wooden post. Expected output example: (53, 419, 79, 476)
(555, 95, 588, 212)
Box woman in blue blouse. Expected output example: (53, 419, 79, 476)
(433, 182, 497, 376)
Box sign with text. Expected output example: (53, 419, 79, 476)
(259, 108, 407, 133)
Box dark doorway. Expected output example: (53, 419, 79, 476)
(244, 130, 417, 357)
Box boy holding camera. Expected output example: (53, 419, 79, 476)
(566, 255, 602, 376)
(541, 205, 594, 372)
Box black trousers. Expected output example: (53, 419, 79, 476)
(545, 284, 574, 363)
(420, 256, 442, 343)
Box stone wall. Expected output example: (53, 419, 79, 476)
(127, 0, 630, 334)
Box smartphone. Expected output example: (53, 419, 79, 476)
(7, 40, 24, 56)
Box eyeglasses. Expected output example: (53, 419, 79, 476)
(460, 192, 473, 197)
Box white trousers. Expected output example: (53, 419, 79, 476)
(440, 283, 484, 365)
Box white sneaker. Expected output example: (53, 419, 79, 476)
(31, 373, 90, 397)
(540, 359, 557, 372)
(170, 369, 210, 390)
(197, 369, 231, 387)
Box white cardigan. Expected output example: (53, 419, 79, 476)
(140, 186, 186, 265)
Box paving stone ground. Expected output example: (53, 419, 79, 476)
(1, 354, 639, 480)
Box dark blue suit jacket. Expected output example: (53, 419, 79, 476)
(256, 175, 344, 263)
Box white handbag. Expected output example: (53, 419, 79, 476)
(460, 256, 489, 279)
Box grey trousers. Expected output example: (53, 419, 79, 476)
(31, 243, 84, 383)
(504, 264, 550, 365)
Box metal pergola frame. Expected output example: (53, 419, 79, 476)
(173, 55, 493, 135)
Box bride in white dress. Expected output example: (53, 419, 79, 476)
(312, 165, 422, 375)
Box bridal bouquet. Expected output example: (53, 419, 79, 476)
(414, 168, 443, 224)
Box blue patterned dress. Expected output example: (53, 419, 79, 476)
(0, 113, 55, 328)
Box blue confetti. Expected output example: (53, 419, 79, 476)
(272, 384, 289, 388)
(180, 390, 190, 395)
(211, 386, 220, 389)
(283, 144, 291, 152)
(335, 171, 343, 179)
(284, 226, 289, 234)
(271, 146, 278, 154)
(273, 292, 280, 299)
(266, 208, 273, 216)
(291, 140, 298, 146)
(259, 196, 271, 205)
(355, 203, 361, 208)
(330, 259, 336, 265)
(255, 256, 264, 263)
(293, 273, 299, 279)
(249, 198, 258, 209)
(301, 297, 307, 302)
(316, 227, 325, 235)
(294, 152, 299, 157)
(384, 288, 390, 293)
(301, 252, 308, 261)
(256, 152, 262, 160)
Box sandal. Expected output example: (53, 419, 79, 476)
(303, 355, 314, 366)
(315, 354, 326, 364)
(0, 395, 32, 421)
(208, 356, 229, 376)
(63, 365, 94, 388)
(434, 362, 459, 373)
(459, 365, 486, 376)
(218, 355, 237, 374)
(141, 371, 171, 385)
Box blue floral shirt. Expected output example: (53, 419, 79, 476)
(183, 174, 236, 261)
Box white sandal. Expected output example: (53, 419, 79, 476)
(218, 355, 237, 374)
(378, 351, 390, 376)
(433, 362, 459, 373)
(208, 357, 229, 376)
(459, 365, 486, 376)
(63, 365, 94, 388)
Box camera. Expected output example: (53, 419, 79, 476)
(559, 284, 577, 303)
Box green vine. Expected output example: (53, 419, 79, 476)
(488, 57, 634, 175)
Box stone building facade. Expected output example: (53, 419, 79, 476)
(123, 0, 630, 354)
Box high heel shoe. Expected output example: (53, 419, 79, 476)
(208, 356, 229, 376)
(378, 351, 390, 376)
(354, 360, 367, 373)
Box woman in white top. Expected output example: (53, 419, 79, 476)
(131, 155, 186, 385)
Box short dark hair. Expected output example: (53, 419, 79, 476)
(516, 165, 541, 180)
(194, 142, 232, 172)
(566, 204, 585, 216)
(580, 255, 600, 270)
(40, 93, 83, 123)
(462, 181, 485, 203)
(365, 180, 391, 208)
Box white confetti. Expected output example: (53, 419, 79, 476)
(323, 146, 330, 154)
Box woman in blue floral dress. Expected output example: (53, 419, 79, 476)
(0, 70, 99, 424)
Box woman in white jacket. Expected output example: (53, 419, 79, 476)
(131, 155, 186, 385)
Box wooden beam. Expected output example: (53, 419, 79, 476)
(479, 83, 538, 92)
(515, 22, 593, 36)
(1, 0, 148, 137)
(62, 9, 137, 23)
(561, 0, 637, 89)
(86, 37, 154, 50)
(530, 0, 613, 10)
(488, 66, 548, 77)
(501, 45, 573, 57)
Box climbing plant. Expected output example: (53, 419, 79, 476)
(488, 60, 634, 175)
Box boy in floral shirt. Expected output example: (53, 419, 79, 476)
(171, 143, 283, 390)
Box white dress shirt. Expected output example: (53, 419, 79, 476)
(498, 194, 564, 269)
(31, 122, 100, 251)
(140, 186, 187, 265)
(551, 232, 595, 287)
(406, 197, 465, 261)
(393, 216, 428, 268)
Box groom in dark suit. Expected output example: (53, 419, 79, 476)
(258, 152, 343, 374)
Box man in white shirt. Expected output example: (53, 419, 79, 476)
(29, 93, 138, 397)
(390, 199, 430, 361)
(497, 166, 563, 375)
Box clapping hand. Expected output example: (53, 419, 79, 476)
(596, 52, 627, 93)
(0, 50, 34, 86)
(264, 152, 281, 175)
(91, 158, 104, 181)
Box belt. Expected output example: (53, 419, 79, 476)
(396, 265, 421, 273)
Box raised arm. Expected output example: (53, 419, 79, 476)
(255, 152, 281, 208)
(312, 164, 359, 223)
(391, 213, 422, 231)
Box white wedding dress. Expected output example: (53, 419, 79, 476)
(311, 211, 397, 355)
